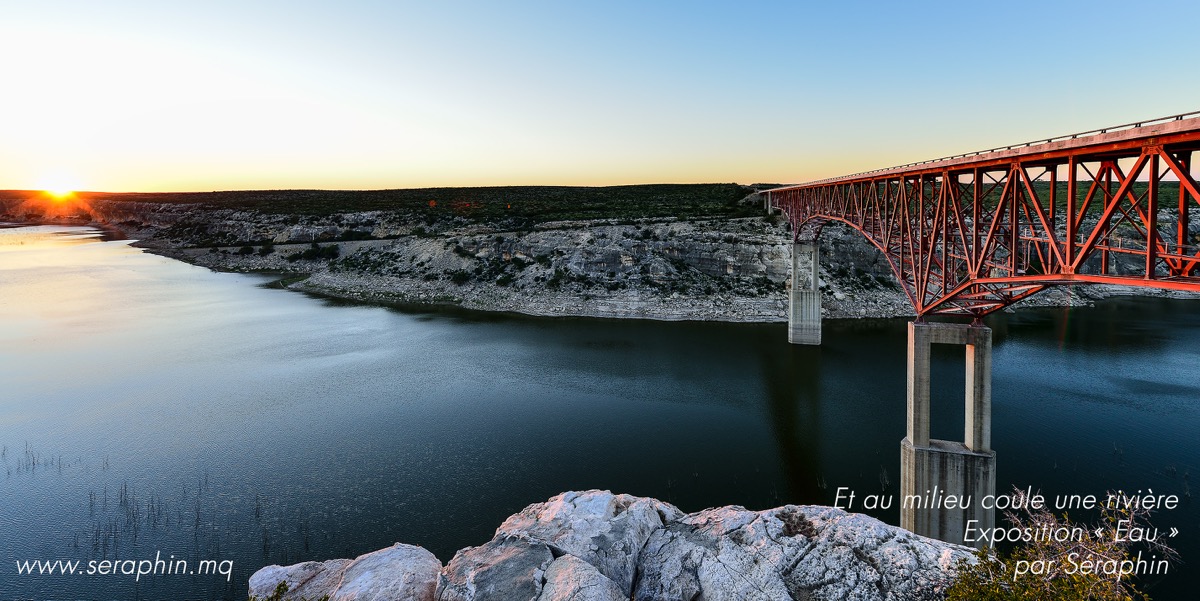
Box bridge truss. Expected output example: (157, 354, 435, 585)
(767, 112, 1200, 316)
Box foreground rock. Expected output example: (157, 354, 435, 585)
(438, 491, 682, 601)
(249, 490, 972, 601)
(635, 505, 965, 601)
(248, 543, 439, 601)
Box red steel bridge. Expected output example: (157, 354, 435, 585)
(766, 111, 1200, 316)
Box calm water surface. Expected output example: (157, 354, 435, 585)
(1, 225, 1198, 599)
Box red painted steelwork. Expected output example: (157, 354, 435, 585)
(767, 112, 1200, 316)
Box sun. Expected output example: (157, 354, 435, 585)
(36, 172, 83, 201)
(45, 188, 75, 201)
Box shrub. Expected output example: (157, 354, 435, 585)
(287, 243, 340, 261)
(249, 581, 328, 601)
(339, 229, 374, 241)
(946, 488, 1177, 601)
(305, 243, 339, 260)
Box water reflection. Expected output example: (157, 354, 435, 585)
(761, 345, 825, 502)
(1, 226, 1197, 600)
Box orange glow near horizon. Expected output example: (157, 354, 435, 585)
(35, 171, 84, 199)
(18, 190, 94, 219)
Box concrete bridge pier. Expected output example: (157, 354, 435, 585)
(788, 242, 821, 345)
(900, 321, 995, 548)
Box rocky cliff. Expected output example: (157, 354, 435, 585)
(4, 191, 1192, 321)
(248, 490, 972, 601)
(1, 191, 918, 320)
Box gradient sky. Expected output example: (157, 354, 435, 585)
(2, 0, 1198, 192)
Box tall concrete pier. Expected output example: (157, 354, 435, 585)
(900, 321, 995, 548)
(788, 242, 821, 345)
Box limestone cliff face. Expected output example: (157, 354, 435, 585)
(9, 196, 1181, 320)
(23, 197, 912, 321)
(1, 191, 925, 319)
(293, 220, 807, 321)
(248, 490, 972, 601)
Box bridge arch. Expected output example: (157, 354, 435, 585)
(764, 112, 1200, 548)
(768, 111, 1200, 317)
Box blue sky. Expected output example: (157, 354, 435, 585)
(2, 0, 1197, 191)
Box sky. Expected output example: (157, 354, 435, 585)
(1, 0, 1198, 192)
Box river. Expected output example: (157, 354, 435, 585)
(1, 225, 1197, 599)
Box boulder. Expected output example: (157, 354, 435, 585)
(539, 554, 626, 601)
(436, 537, 555, 601)
(494, 490, 683, 595)
(249, 492, 971, 601)
(633, 504, 970, 601)
(249, 559, 351, 600)
(438, 490, 682, 600)
(249, 543, 440, 601)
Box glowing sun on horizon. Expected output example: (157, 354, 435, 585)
(37, 173, 82, 201)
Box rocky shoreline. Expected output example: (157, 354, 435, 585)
(3, 192, 1196, 322)
(248, 490, 973, 601)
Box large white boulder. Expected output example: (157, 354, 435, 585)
(249, 542, 440, 601)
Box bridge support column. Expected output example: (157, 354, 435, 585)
(900, 321, 995, 548)
(788, 242, 821, 345)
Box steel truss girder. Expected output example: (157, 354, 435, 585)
(767, 115, 1200, 317)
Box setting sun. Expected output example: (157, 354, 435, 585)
(35, 172, 83, 201)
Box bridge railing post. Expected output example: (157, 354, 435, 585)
(900, 321, 996, 548)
